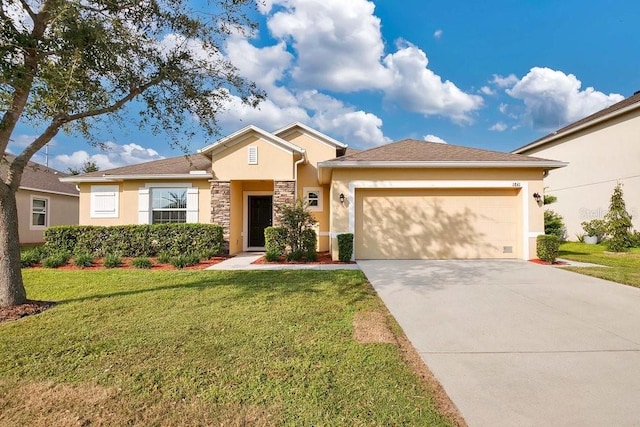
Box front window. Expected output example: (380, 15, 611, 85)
(303, 187, 322, 212)
(31, 197, 48, 228)
(151, 188, 187, 223)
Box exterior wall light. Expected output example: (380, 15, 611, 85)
(533, 192, 542, 204)
(339, 193, 345, 204)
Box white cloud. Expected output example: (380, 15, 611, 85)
(506, 67, 624, 130)
(433, 29, 443, 39)
(383, 42, 483, 123)
(480, 86, 495, 95)
(423, 134, 447, 144)
(489, 122, 508, 132)
(498, 102, 508, 114)
(491, 74, 518, 88)
(49, 142, 164, 172)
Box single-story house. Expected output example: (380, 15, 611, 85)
(2, 154, 79, 244)
(61, 123, 565, 260)
(513, 92, 640, 238)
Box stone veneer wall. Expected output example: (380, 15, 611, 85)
(273, 180, 295, 226)
(211, 180, 231, 252)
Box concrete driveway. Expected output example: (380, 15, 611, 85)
(358, 260, 640, 426)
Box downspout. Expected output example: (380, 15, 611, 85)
(293, 151, 307, 199)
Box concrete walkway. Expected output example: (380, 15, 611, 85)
(358, 259, 640, 427)
(206, 252, 360, 270)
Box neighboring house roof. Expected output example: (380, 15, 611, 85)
(1, 154, 79, 196)
(513, 91, 640, 153)
(320, 139, 566, 169)
(274, 122, 348, 149)
(198, 124, 306, 156)
(60, 153, 212, 183)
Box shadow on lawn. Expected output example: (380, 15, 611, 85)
(55, 270, 368, 305)
(559, 250, 590, 256)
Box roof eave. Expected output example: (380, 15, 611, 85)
(59, 173, 213, 183)
(198, 125, 306, 155)
(318, 160, 568, 169)
(274, 122, 348, 149)
(513, 101, 640, 153)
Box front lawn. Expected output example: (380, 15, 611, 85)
(0, 270, 456, 426)
(559, 242, 640, 288)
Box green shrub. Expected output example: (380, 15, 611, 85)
(44, 224, 224, 258)
(21, 249, 43, 268)
(276, 200, 317, 254)
(604, 183, 634, 252)
(104, 253, 122, 268)
(199, 248, 218, 260)
(42, 251, 70, 268)
(264, 226, 286, 258)
(544, 210, 565, 240)
(265, 250, 281, 262)
(301, 228, 317, 261)
(157, 251, 172, 264)
(286, 250, 304, 262)
(536, 235, 560, 263)
(170, 253, 201, 269)
(581, 219, 607, 240)
(73, 252, 94, 268)
(631, 231, 640, 248)
(337, 233, 354, 262)
(131, 257, 153, 269)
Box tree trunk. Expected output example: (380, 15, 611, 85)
(0, 186, 27, 307)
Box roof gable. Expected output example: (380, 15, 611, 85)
(198, 125, 305, 156)
(274, 122, 347, 149)
(2, 154, 78, 196)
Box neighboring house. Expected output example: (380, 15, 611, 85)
(1, 154, 79, 244)
(513, 92, 640, 238)
(62, 122, 565, 260)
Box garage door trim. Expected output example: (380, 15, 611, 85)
(346, 180, 532, 260)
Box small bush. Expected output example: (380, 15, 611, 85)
(170, 253, 201, 269)
(301, 228, 317, 261)
(581, 219, 607, 240)
(337, 233, 354, 262)
(199, 248, 218, 260)
(157, 251, 172, 264)
(264, 227, 286, 258)
(42, 251, 70, 268)
(536, 235, 560, 263)
(265, 250, 281, 262)
(104, 253, 122, 268)
(286, 250, 304, 262)
(131, 257, 153, 269)
(631, 231, 640, 248)
(544, 210, 565, 240)
(73, 252, 94, 268)
(21, 249, 43, 268)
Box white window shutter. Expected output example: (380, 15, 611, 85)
(138, 188, 150, 224)
(186, 187, 199, 223)
(90, 185, 119, 218)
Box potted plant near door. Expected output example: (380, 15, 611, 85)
(581, 219, 606, 244)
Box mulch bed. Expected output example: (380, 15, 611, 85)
(0, 300, 55, 324)
(529, 258, 568, 266)
(252, 251, 356, 265)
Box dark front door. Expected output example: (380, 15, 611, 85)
(248, 195, 273, 248)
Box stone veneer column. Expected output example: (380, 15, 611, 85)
(211, 181, 231, 253)
(273, 180, 296, 226)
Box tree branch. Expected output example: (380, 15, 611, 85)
(17, 0, 37, 22)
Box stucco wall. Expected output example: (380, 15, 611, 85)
(328, 167, 545, 260)
(211, 135, 295, 181)
(518, 109, 640, 238)
(17, 189, 79, 244)
(78, 179, 211, 225)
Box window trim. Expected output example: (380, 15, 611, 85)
(30, 195, 49, 230)
(143, 183, 196, 224)
(303, 187, 323, 212)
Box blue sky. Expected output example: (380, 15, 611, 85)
(11, 0, 640, 172)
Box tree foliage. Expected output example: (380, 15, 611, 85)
(276, 200, 317, 256)
(0, 0, 264, 307)
(544, 210, 565, 240)
(68, 160, 99, 175)
(604, 183, 634, 252)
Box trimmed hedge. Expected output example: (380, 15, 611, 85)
(536, 234, 560, 263)
(264, 226, 286, 261)
(301, 228, 317, 261)
(337, 233, 354, 262)
(44, 224, 224, 258)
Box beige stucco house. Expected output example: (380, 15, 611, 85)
(513, 92, 640, 239)
(62, 123, 565, 260)
(2, 155, 79, 244)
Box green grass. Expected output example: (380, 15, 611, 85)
(0, 270, 453, 426)
(560, 242, 640, 288)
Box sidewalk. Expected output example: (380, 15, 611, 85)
(206, 252, 360, 270)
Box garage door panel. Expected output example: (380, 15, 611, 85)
(355, 189, 519, 259)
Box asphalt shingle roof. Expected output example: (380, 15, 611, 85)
(330, 139, 556, 163)
(1, 154, 78, 196)
(77, 153, 211, 178)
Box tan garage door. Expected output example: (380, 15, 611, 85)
(355, 188, 520, 259)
